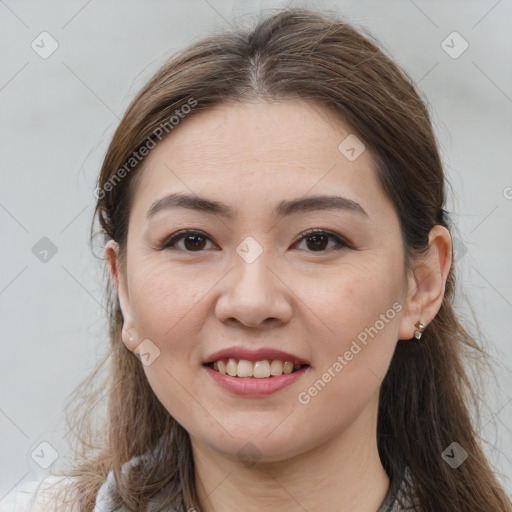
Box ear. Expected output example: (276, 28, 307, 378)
(397, 225, 452, 340)
(105, 240, 138, 352)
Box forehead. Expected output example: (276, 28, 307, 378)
(130, 99, 392, 222)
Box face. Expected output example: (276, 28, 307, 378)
(109, 99, 414, 463)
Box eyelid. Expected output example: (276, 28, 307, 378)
(293, 228, 352, 250)
(157, 229, 216, 250)
(157, 228, 352, 252)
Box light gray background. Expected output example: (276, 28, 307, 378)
(1, 0, 511, 501)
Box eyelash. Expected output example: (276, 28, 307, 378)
(158, 229, 351, 253)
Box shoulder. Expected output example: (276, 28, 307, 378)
(0, 475, 80, 512)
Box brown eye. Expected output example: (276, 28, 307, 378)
(159, 229, 349, 253)
(295, 229, 349, 252)
(160, 231, 215, 252)
(182, 233, 207, 251)
(305, 233, 329, 251)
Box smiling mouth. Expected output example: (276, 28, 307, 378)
(205, 358, 308, 378)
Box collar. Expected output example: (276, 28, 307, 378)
(94, 442, 412, 512)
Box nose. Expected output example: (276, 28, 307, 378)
(214, 248, 293, 329)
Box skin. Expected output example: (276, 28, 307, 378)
(106, 99, 452, 512)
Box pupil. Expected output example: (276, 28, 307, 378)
(307, 234, 328, 251)
(183, 234, 328, 251)
(185, 234, 206, 251)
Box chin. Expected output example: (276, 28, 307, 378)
(191, 422, 320, 465)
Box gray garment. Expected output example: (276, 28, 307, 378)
(376, 470, 412, 512)
(95, 472, 412, 512)
(94, 440, 414, 512)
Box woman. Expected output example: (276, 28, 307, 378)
(7, 6, 511, 512)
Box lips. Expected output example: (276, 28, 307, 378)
(203, 362, 310, 396)
(202, 347, 311, 394)
(204, 347, 310, 366)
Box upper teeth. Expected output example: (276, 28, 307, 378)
(211, 358, 304, 378)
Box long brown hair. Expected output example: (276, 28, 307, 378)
(50, 7, 511, 511)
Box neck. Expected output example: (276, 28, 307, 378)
(192, 397, 390, 512)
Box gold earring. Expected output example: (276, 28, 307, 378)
(414, 321, 425, 340)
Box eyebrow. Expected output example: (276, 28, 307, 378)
(146, 192, 368, 220)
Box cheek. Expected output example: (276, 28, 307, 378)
(292, 258, 402, 432)
(296, 254, 404, 402)
(303, 254, 404, 343)
(129, 259, 210, 343)
(126, 260, 215, 430)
